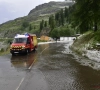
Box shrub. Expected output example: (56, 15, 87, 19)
(94, 31, 100, 43)
(0, 48, 4, 52)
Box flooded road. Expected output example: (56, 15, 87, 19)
(0, 41, 100, 90)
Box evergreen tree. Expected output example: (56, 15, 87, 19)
(74, 0, 100, 32)
(22, 21, 29, 28)
(64, 7, 69, 22)
(49, 15, 55, 30)
(40, 22, 42, 30)
(40, 20, 44, 31)
(29, 24, 32, 31)
(55, 12, 60, 26)
(49, 16, 52, 25)
(60, 9, 64, 26)
(34, 26, 36, 29)
(44, 21, 47, 27)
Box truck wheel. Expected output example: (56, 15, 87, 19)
(25, 49, 29, 55)
(33, 47, 36, 51)
(26, 49, 28, 54)
(28, 49, 31, 53)
(12, 53, 15, 56)
(33, 48, 35, 51)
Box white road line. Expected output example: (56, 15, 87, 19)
(28, 46, 49, 70)
(16, 77, 24, 90)
(40, 46, 49, 54)
(28, 59, 36, 70)
(15, 46, 49, 90)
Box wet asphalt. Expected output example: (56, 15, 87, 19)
(0, 42, 100, 90)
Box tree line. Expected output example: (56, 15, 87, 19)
(39, 0, 100, 38)
(39, 7, 71, 30)
(39, 6, 74, 38)
(21, 0, 100, 38)
(74, 0, 100, 33)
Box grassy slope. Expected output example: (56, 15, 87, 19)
(71, 31, 99, 55)
(0, 38, 13, 55)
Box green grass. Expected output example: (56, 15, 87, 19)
(94, 31, 100, 43)
(0, 48, 10, 56)
(71, 30, 100, 55)
(0, 38, 13, 55)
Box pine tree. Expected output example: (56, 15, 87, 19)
(60, 9, 64, 26)
(49, 15, 55, 30)
(40, 20, 44, 31)
(64, 7, 69, 22)
(74, 0, 100, 32)
(29, 24, 32, 31)
(44, 21, 47, 27)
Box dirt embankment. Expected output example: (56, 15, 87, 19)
(70, 31, 100, 64)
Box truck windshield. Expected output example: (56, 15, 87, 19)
(13, 38, 27, 43)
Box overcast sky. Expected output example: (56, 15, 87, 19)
(0, 0, 64, 24)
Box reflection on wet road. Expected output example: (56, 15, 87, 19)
(1, 42, 100, 90)
(35, 42, 100, 90)
(11, 52, 37, 70)
(0, 51, 38, 90)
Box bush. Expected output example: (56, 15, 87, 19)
(50, 28, 60, 38)
(0, 48, 4, 52)
(50, 25, 75, 38)
(94, 31, 100, 43)
(5, 38, 13, 44)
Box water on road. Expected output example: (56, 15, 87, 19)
(36, 42, 100, 90)
(0, 41, 100, 90)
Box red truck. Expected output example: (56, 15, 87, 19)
(10, 33, 37, 55)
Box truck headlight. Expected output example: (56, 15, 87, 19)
(10, 45, 13, 49)
(22, 45, 25, 49)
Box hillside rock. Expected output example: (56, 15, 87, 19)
(28, 1, 74, 17)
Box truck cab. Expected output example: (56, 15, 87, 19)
(10, 33, 37, 55)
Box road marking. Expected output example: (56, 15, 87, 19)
(28, 46, 49, 70)
(16, 77, 24, 90)
(28, 59, 36, 70)
(40, 46, 49, 54)
(15, 46, 49, 90)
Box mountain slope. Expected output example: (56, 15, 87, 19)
(27, 1, 74, 22)
(0, 1, 74, 38)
